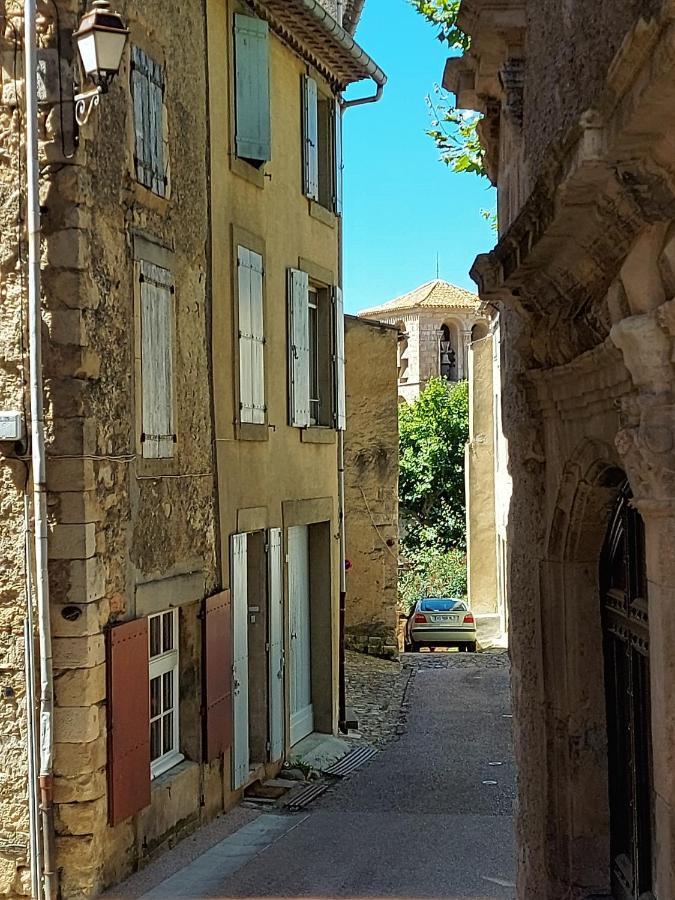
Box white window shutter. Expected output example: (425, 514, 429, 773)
(302, 76, 319, 201)
(333, 285, 346, 431)
(131, 47, 167, 197)
(288, 268, 310, 428)
(334, 101, 344, 216)
(140, 261, 175, 458)
(238, 247, 265, 425)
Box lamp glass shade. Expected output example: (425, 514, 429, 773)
(76, 27, 128, 77)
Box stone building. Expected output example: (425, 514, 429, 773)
(447, 0, 675, 897)
(344, 316, 399, 658)
(0, 0, 382, 897)
(359, 279, 486, 404)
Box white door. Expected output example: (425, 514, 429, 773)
(288, 525, 313, 745)
(268, 528, 285, 760)
(231, 533, 249, 789)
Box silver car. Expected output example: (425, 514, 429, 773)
(404, 597, 477, 652)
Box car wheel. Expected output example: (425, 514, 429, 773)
(411, 641, 421, 653)
(467, 642, 477, 653)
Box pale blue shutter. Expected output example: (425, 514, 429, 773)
(231, 533, 249, 790)
(234, 15, 271, 163)
(288, 269, 310, 428)
(268, 528, 285, 761)
(334, 101, 344, 215)
(333, 286, 346, 430)
(302, 76, 319, 200)
(238, 247, 265, 425)
(140, 261, 174, 458)
(131, 47, 167, 197)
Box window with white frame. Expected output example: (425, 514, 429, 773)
(148, 609, 182, 779)
(237, 246, 266, 425)
(131, 46, 169, 197)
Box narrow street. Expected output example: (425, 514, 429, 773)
(114, 651, 515, 899)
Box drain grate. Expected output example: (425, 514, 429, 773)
(323, 745, 378, 777)
(284, 781, 331, 811)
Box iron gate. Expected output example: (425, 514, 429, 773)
(601, 483, 655, 900)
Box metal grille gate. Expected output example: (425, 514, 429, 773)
(601, 483, 655, 900)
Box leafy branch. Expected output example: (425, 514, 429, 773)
(408, 0, 469, 51)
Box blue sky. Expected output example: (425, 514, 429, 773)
(342, 0, 496, 315)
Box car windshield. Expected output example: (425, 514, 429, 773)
(419, 599, 467, 613)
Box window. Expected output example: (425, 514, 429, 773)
(237, 246, 266, 425)
(234, 14, 271, 167)
(439, 324, 456, 381)
(302, 76, 343, 213)
(396, 321, 409, 383)
(288, 269, 345, 429)
(139, 260, 175, 458)
(148, 609, 182, 779)
(131, 46, 168, 197)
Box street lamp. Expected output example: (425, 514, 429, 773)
(73, 0, 129, 125)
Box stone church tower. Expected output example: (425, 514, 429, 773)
(358, 279, 487, 403)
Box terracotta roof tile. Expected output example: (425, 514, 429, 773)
(358, 279, 480, 318)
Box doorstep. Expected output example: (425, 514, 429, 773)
(288, 732, 352, 773)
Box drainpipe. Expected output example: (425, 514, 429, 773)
(24, 2, 56, 897)
(337, 83, 385, 732)
(24, 500, 42, 900)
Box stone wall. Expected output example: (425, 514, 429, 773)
(0, 1, 218, 896)
(344, 317, 399, 658)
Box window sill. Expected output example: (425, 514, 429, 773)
(309, 200, 337, 229)
(129, 179, 171, 211)
(301, 428, 336, 445)
(237, 422, 269, 442)
(231, 155, 266, 189)
(151, 751, 185, 782)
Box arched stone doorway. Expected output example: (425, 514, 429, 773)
(600, 483, 654, 900)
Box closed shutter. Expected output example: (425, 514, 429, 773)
(333, 286, 346, 430)
(302, 76, 319, 200)
(334, 101, 344, 215)
(131, 47, 167, 197)
(238, 247, 265, 425)
(288, 269, 310, 428)
(107, 619, 151, 826)
(268, 528, 285, 761)
(140, 260, 175, 458)
(203, 591, 233, 762)
(231, 534, 249, 790)
(234, 14, 271, 163)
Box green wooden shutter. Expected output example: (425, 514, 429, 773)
(140, 261, 175, 458)
(302, 76, 319, 200)
(234, 14, 271, 164)
(288, 268, 310, 428)
(131, 47, 167, 197)
(238, 247, 265, 425)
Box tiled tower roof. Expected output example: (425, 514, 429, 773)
(358, 279, 480, 319)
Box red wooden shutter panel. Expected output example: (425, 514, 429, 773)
(107, 618, 151, 825)
(203, 591, 233, 761)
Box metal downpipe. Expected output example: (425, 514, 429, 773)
(24, 2, 56, 897)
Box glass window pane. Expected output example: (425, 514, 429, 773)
(150, 676, 161, 718)
(163, 712, 174, 755)
(163, 612, 174, 652)
(149, 616, 161, 658)
(163, 671, 173, 713)
(150, 719, 162, 761)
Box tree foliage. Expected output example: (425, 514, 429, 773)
(399, 378, 469, 554)
(399, 547, 468, 613)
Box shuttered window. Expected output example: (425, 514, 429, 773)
(107, 619, 151, 826)
(237, 246, 266, 425)
(139, 260, 175, 458)
(334, 103, 344, 216)
(148, 609, 182, 779)
(203, 591, 233, 762)
(131, 46, 168, 197)
(234, 14, 271, 165)
(333, 286, 346, 430)
(302, 76, 319, 201)
(288, 268, 310, 428)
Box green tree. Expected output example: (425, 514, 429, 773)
(399, 378, 469, 554)
(399, 547, 468, 613)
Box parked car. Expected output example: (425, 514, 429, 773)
(404, 597, 477, 652)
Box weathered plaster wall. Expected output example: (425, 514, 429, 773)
(344, 317, 399, 657)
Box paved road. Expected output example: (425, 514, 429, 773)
(136, 650, 516, 899)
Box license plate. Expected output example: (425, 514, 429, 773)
(433, 615, 457, 623)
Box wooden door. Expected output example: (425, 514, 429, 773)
(288, 525, 313, 746)
(268, 528, 285, 760)
(231, 533, 250, 790)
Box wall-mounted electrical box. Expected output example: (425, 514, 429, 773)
(0, 411, 25, 442)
